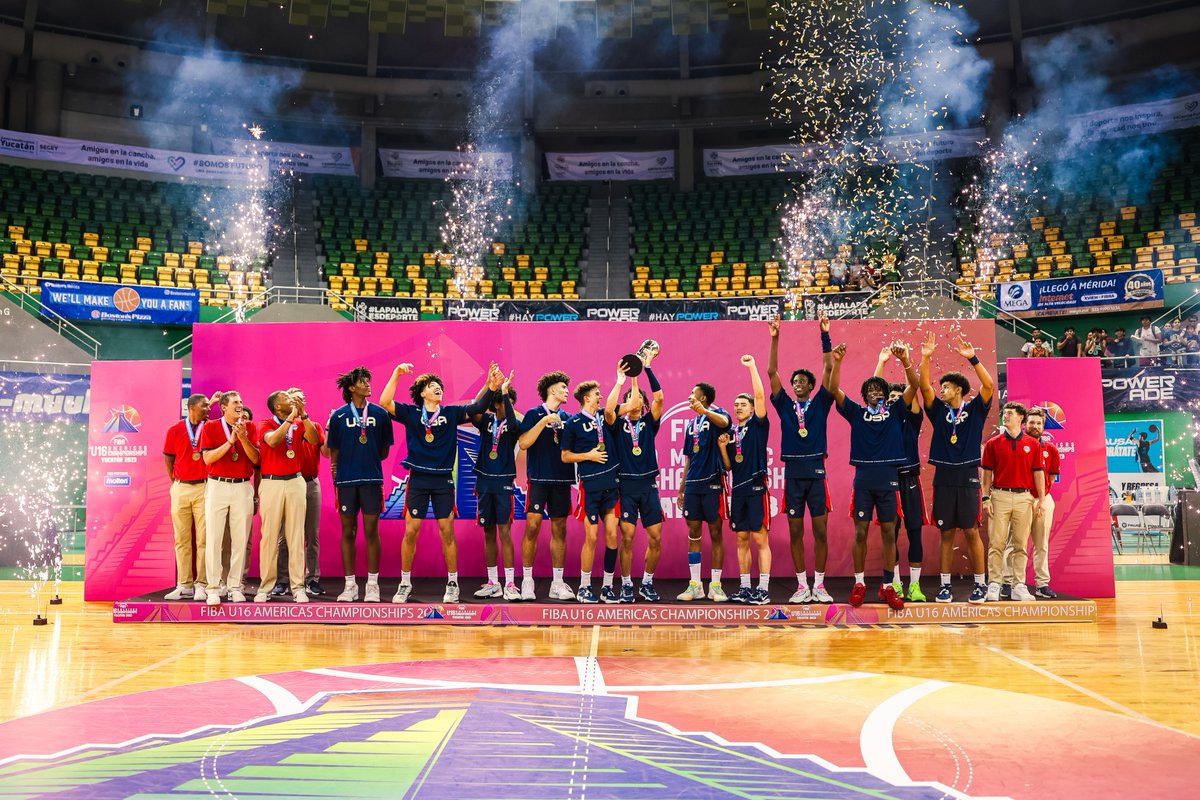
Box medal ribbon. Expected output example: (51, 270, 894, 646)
(185, 418, 203, 450)
(949, 402, 965, 440)
(795, 398, 811, 434)
(421, 405, 441, 440)
(624, 417, 643, 450)
(347, 401, 366, 431)
(582, 409, 602, 449)
(734, 423, 745, 461)
(542, 403, 560, 442)
(273, 415, 294, 447)
(490, 413, 506, 457)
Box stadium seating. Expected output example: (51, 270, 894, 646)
(312, 177, 588, 312)
(0, 163, 268, 308)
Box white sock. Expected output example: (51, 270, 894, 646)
(603, 571, 614, 588)
(974, 573, 986, 585)
(580, 570, 591, 587)
(814, 571, 825, 586)
(909, 567, 922, 583)
(505, 567, 514, 584)
(367, 572, 379, 586)
(711, 569, 722, 583)
(740, 573, 752, 588)
(643, 572, 654, 584)
(447, 571, 458, 584)
(854, 571, 865, 585)
(401, 570, 411, 585)
(759, 574, 770, 590)
(553, 567, 564, 583)
(796, 572, 808, 589)
(345, 575, 356, 586)
(689, 561, 701, 582)
(622, 575, 633, 587)
(487, 566, 498, 584)
(941, 573, 951, 584)
(523, 566, 533, 580)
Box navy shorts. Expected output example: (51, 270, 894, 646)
(619, 481, 664, 527)
(896, 469, 929, 532)
(932, 485, 981, 531)
(785, 474, 831, 519)
(729, 490, 770, 532)
(527, 483, 572, 519)
(476, 491, 514, 527)
(576, 484, 620, 524)
(337, 483, 383, 519)
(682, 485, 725, 524)
(852, 486, 898, 524)
(405, 473, 456, 520)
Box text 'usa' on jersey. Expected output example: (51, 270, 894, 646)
(683, 405, 731, 485)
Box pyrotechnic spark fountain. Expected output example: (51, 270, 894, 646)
(435, 143, 514, 300)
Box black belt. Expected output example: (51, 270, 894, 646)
(262, 473, 302, 481)
(174, 478, 206, 485)
(209, 476, 251, 484)
(993, 486, 1028, 493)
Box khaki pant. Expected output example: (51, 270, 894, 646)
(258, 476, 307, 593)
(205, 479, 254, 593)
(169, 481, 206, 587)
(987, 490, 1034, 584)
(1003, 494, 1054, 587)
(278, 478, 321, 584)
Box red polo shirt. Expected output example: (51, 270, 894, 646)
(981, 431, 1045, 493)
(163, 419, 209, 481)
(297, 420, 325, 479)
(200, 417, 258, 480)
(257, 416, 309, 477)
(1040, 440, 1061, 497)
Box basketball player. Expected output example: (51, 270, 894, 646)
(605, 359, 666, 603)
(676, 381, 732, 601)
(327, 366, 394, 603)
(917, 332, 994, 604)
(517, 371, 576, 601)
(200, 391, 259, 606)
(1002, 407, 1061, 599)
(831, 341, 916, 610)
(981, 402, 1046, 602)
(272, 387, 326, 598)
(876, 350, 927, 602)
(717, 355, 771, 605)
(380, 363, 499, 604)
(768, 311, 837, 603)
(163, 392, 213, 600)
(470, 366, 523, 601)
(562, 378, 621, 603)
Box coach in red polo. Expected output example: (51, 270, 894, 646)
(981, 401, 1045, 602)
(201, 391, 259, 606)
(162, 392, 214, 601)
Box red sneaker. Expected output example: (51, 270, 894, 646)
(848, 582, 866, 607)
(879, 583, 905, 610)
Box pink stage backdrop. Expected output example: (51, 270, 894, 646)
(190, 319, 1000, 584)
(1005, 358, 1115, 598)
(84, 360, 182, 600)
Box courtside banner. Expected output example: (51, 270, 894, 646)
(40, 279, 200, 325)
(1100, 363, 1199, 412)
(84, 360, 182, 600)
(0, 371, 90, 422)
(354, 296, 787, 322)
(378, 148, 513, 180)
(0, 128, 264, 181)
(191, 319, 998, 584)
(1006, 358, 1115, 598)
(546, 151, 675, 181)
(214, 137, 358, 176)
(702, 129, 984, 176)
(1069, 91, 1200, 143)
(996, 269, 1163, 318)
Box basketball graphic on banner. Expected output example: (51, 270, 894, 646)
(112, 287, 141, 313)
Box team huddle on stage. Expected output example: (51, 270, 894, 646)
(164, 314, 1061, 609)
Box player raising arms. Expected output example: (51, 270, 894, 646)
(875, 354, 928, 602)
(379, 362, 498, 604)
(676, 381, 733, 601)
(717, 355, 772, 605)
(917, 331, 994, 604)
(767, 310, 837, 604)
(469, 366, 523, 601)
(604, 356, 666, 602)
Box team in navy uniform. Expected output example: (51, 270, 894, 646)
(469, 365, 522, 601)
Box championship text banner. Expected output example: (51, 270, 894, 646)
(1100, 363, 1197, 412)
(84, 360, 182, 601)
(0, 128, 265, 181)
(213, 137, 359, 176)
(354, 296, 787, 322)
(546, 151, 675, 181)
(997, 269, 1163, 319)
(190, 319, 998, 587)
(1006, 358, 1115, 598)
(0, 371, 90, 422)
(378, 148, 513, 180)
(41, 279, 201, 325)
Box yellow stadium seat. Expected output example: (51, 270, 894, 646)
(136, 237, 152, 251)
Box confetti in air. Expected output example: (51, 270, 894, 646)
(435, 142, 514, 300)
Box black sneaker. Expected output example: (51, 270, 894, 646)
(270, 581, 289, 596)
(305, 578, 325, 596)
(1035, 585, 1058, 599)
(999, 584, 1012, 601)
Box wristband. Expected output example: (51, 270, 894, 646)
(643, 365, 661, 393)
(820, 331, 832, 353)
(968, 355, 980, 366)
(981, 495, 990, 502)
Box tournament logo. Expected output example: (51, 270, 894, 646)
(102, 404, 142, 433)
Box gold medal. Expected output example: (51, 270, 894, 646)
(286, 449, 296, 459)
(191, 452, 201, 461)
(425, 433, 435, 443)
(358, 434, 368, 444)
(597, 441, 605, 452)
(632, 446, 642, 456)
(950, 434, 958, 444)
(735, 454, 744, 463)
(799, 428, 809, 438)
(692, 443, 700, 453)
(231, 452, 238, 462)
(489, 451, 498, 460)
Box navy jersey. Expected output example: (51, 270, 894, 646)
(771, 385, 834, 462)
(521, 404, 575, 484)
(561, 411, 618, 489)
(683, 405, 732, 487)
(899, 402, 923, 470)
(725, 413, 770, 496)
(609, 413, 662, 482)
(391, 397, 487, 474)
(327, 402, 394, 486)
(836, 396, 907, 467)
(925, 394, 991, 468)
(473, 397, 520, 485)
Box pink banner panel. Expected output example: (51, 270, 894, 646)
(84, 359, 183, 600)
(191, 319, 999, 584)
(1005, 358, 1115, 598)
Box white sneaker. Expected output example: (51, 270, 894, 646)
(811, 583, 834, 603)
(1011, 583, 1035, 601)
(444, 581, 460, 603)
(229, 590, 247, 603)
(474, 581, 502, 598)
(548, 581, 575, 601)
(789, 586, 813, 604)
(253, 592, 269, 603)
(708, 582, 728, 602)
(503, 581, 521, 601)
(520, 577, 537, 601)
(164, 585, 192, 601)
(217, 583, 229, 599)
(985, 582, 1001, 602)
(337, 583, 360, 602)
(677, 581, 704, 601)
(193, 585, 207, 602)
(293, 589, 309, 603)
(364, 583, 381, 603)
(392, 583, 412, 603)
(206, 592, 220, 606)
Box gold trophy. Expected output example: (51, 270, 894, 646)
(620, 339, 660, 377)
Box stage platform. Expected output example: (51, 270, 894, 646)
(113, 578, 1098, 626)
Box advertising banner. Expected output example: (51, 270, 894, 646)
(213, 137, 358, 176)
(996, 269, 1163, 318)
(0, 128, 264, 181)
(84, 360, 183, 600)
(1069, 91, 1200, 143)
(800, 291, 876, 320)
(1006, 358, 1115, 597)
(191, 318, 998, 584)
(40, 280, 201, 325)
(441, 297, 786, 322)
(379, 148, 513, 180)
(353, 297, 424, 322)
(1105, 419, 1167, 503)
(0, 371, 90, 422)
(546, 150, 675, 181)
(1100, 363, 1199, 412)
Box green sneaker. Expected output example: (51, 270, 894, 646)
(906, 582, 927, 602)
(892, 577, 903, 596)
(676, 581, 704, 601)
